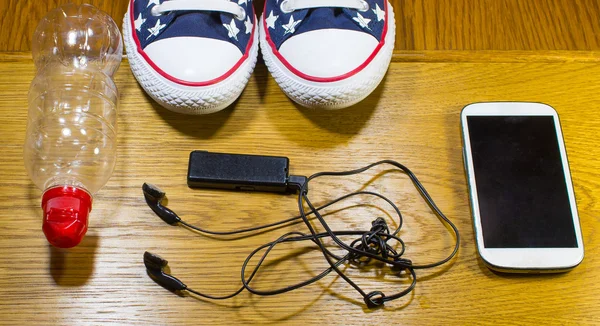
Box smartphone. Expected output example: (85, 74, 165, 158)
(461, 102, 584, 272)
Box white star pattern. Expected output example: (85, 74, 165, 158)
(146, 19, 166, 39)
(223, 18, 240, 41)
(265, 11, 278, 29)
(238, 0, 247, 6)
(372, 4, 385, 22)
(282, 15, 301, 35)
(147, 0, 161, 7)
(244, 16, 253, 34)
(353, 12, 371, 30)
(134, 13, 146, 31)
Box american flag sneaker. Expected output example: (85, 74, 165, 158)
(259, 0, 395, 109)
(123, 0, 258, 114)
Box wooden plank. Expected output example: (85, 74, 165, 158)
(0, 52, 599, 324)
(395, 0, 600, 50)
(1, 0, 599, 51)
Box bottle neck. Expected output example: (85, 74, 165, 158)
(45, 177, 88, 194)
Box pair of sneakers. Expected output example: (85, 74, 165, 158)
(124, 0, 395, 114)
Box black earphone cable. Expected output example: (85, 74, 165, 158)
(144, 160, 460, 307)
(294, 160, 460, 305)
(300, 160, 460, 269)
(176, 190, 391, 236)
(185, 191, 408, 300)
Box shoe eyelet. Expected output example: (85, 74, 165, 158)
(359, 0, 369, 12)
(151, 5, 163, 16)
(280, 0, 293, 13)
(235, 7, 246, 20)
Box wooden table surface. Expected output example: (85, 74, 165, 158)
(0, 50, 599, 325)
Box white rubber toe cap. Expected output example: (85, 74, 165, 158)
(143, 37, 243, 82)
(278, 29, 379, 79)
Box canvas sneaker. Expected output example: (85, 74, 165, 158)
(124, 0, 258, 114)
(259, 0, 395, 109)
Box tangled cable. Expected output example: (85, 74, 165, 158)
(143, 160, 460, 308)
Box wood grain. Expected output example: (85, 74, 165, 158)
(1, 0, 599, 52)
(0, 52, 599, 325)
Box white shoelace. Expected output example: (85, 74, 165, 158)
(151, 0, 246, 20)
(280, 0, 369, 13)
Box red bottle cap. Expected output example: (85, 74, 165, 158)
(41, 186, 93, 248)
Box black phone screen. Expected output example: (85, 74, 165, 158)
(466, 116, 578, 248)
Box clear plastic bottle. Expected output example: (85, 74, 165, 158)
(24, 4, 123, 248)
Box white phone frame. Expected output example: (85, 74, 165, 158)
(461, 102, 584, 272)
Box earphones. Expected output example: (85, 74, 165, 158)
(143, 251, 186, 292)
(142, 183, 180, 225)
(142, 160, 460, 308)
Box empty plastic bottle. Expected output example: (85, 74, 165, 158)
(24, 4, 123, 248)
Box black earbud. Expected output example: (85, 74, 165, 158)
(144, 251, 187, 292)
(142, 183, 181, 225)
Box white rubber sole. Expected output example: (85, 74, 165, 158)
(259, 3, 396, 109)
(123, 11, 259, 115)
